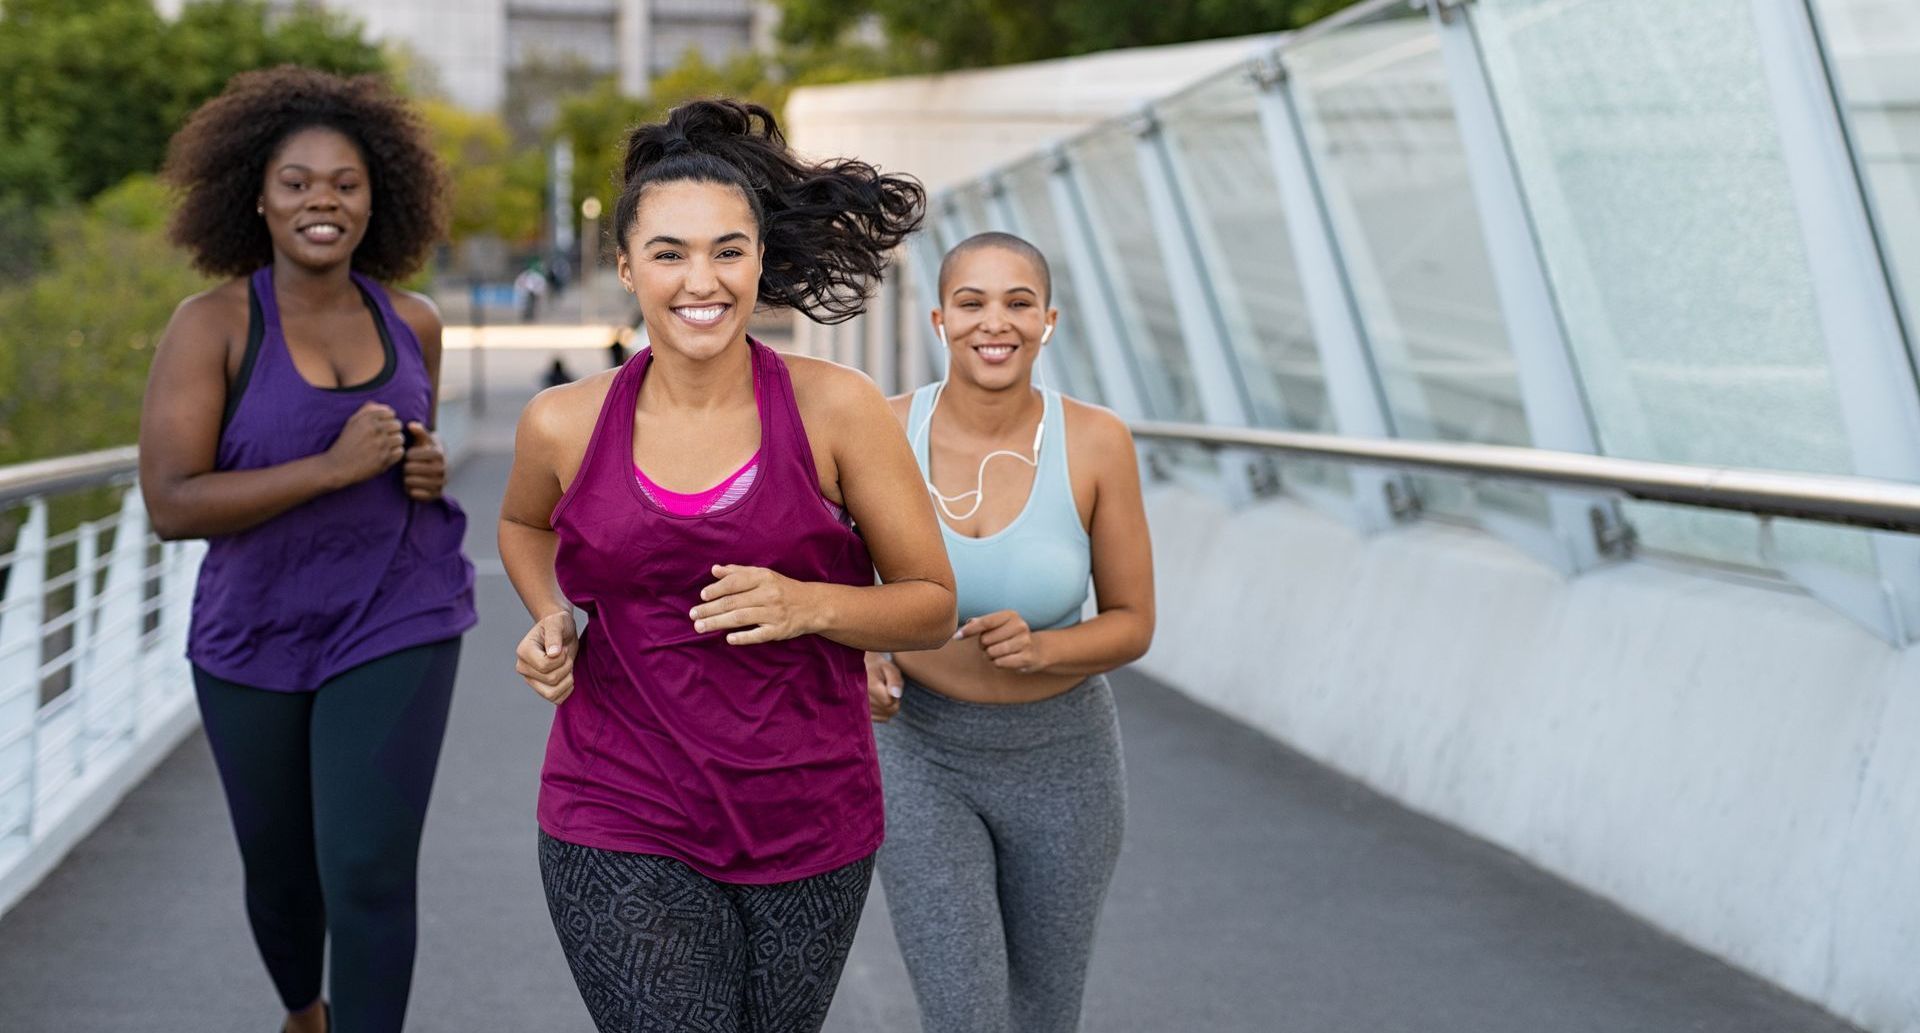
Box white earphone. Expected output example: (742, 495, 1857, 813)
(916, 321, 1054, 522)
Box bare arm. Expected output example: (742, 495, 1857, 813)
(497, 387, 578, 625)
(692, 360, 956, 654)
(812, 367, 955, 652)
(499, 382, 611, 703)
(138, 291, 401, 541)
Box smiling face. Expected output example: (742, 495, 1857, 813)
(618, 179, 763, 362)
(934, 245, 1058, 391)
(260, 125, 370, 271)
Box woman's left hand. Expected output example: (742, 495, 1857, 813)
(958, 610, 1048, 673)
(402, 421, 447, 501)
(693, 564, 821, 645)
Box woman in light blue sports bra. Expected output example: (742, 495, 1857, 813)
(867, 232, 1157, 1033)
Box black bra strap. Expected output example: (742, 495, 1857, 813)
(220, 280, 267, 434)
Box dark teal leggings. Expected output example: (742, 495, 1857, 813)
(193, 639, 460, 1033)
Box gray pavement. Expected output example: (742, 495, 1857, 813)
(0, 428, 1862, 1033)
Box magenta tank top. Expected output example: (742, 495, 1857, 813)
(539, 339, 882, 883)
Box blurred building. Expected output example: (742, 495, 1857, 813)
(154, 0, 772, 115)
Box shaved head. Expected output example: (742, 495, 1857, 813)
(937, 231, 1052, 306)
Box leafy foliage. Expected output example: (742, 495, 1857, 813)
(0, 1, 382, 463)
(0, 176, 209, 466)
(0, 0, 383, 204)
(421, 100, 545, 248)
(770, 0, 1360, 71)
(553, 47, 790, 237)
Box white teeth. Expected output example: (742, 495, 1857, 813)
(977, 345, 1014, 358)
(677, 305, 724, 322)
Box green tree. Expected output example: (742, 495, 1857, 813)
(422, 100, 545, 249)
(553, 47, 791, 239)
(0, 0, 383, 204)
(771, 0, 1360, 72)
(0, 176, 208, 466)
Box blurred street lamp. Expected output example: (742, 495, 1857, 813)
(581, 196, 603, 323)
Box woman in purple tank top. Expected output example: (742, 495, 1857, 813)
(138, 69, 475, 1033)
(498, 99, 956, 1033)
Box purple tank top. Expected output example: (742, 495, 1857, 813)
(187, 267, 477, 691)
(539, 339, 882, 883)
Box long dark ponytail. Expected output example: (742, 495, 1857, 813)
(614, 99, 925, 325)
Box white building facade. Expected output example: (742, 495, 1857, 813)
(156, 0, 767, 113)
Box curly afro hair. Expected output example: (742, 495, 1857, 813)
(162, 65, 448, 282)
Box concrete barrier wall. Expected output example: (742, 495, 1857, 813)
(1138, 484, 1920, 1033)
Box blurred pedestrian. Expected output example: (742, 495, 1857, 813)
(516, 263, 547, 322)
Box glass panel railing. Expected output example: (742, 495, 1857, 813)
(1287, 3, 1540, 524)
(1470, 0, 1871, 573)
(1067, 123, 1207, 422)
(1810, 0, 1920, 341)
(1000, 158, 1107, 406)
(953, 182, 997, 238)
(1159, 67, 1330, 433)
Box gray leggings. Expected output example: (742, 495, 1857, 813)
(874, 675, 1126, 1033)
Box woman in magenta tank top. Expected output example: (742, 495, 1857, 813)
(498, 99, 956, 1033)
(138, 69, 474, 1033)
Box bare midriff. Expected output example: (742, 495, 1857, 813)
(895, 634, 1085, 706)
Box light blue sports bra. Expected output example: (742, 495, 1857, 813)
(908, 384, 1092, 631)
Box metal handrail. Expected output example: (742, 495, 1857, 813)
(1132, 420, 1920, 534)
(14, 428, 1920, 534)
(0, 447, 139, 507)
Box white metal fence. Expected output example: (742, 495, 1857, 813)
(0, 466, 204, 915)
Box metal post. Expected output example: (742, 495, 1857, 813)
(863, 274, 897, 392)
(1424, 0, 1628, 571)
(936, 194, 972, 252)
(72, 517, 98, 772)
(1047, 151, 1150, 420)
(985, 176, 1073, 395)
(580, 196, 602, 326)
(1752, 0, 1920, 643)
(906, 231, 948, 379)
(0, 499, 47, 844)
(1130, 105, 1256, 428)
(468, 279, 487, 417)
(101, 487, 146, 744)
(1252, 51, 1407, 530)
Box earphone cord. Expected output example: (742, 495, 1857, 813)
(927, 446, 1038, 522)
(914, 323, 1053, 523)
(916, 378, 1045, 522)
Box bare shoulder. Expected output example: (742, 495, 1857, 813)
(520, 368, 618, 450)
(167, 278, 249, 336)
(158, 278, 250, 363)
(884, 390, 914, 429)
(1061, 396, 1135, 462)
(385, 286, 443, 343)
(778, 351, 890, 424)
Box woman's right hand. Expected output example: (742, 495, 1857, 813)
(866, 652, 903, 723)
(324, 401, 406, 485)
(517, 611, 579, 704)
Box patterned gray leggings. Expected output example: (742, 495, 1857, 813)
(875, 675, 1127, 1033)
(538, 832, 874, 1033)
